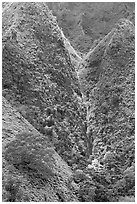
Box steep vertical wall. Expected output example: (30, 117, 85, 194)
(78, 19, 135, 160)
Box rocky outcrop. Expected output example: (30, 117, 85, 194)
(2, 97, 78, 201)
(77, 19, 135, 162)
(2, 2, 83, 161)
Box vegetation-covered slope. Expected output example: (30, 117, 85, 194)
(77, 18, 135, 201)
(2, 97, 77, 201)
(2, 2, 135, 202)
(47, 2, 135, 53)
(2, 2, 86, 164)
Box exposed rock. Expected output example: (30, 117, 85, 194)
(2, 97, 78, 201)
(57, 25, 82, 69)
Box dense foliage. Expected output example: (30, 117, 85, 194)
(47, 2, 135, 53)
(2, 2, 135, 202)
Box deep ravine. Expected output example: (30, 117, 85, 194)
(2, 2, 135, 202)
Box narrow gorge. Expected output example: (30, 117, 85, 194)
(2, 2, 135, 202)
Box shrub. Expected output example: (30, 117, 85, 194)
(118, 196, 135, 202)
(4, 132, 55, 180)
(4, 177, 22, 202)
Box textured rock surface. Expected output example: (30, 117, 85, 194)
(78, 19, 135, 161)
(2, 97, 77, 201)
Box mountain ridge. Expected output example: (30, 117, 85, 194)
(2, 2, 135, 202)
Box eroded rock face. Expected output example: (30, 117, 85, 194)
(2, 97, 77, 201)
(2, 2, 82, 160)
(78, 19, 135, 160)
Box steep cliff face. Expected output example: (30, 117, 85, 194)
(78, 18, 135, 163)
(2, 97, 78, 201)
(2, 2, 83, 162)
